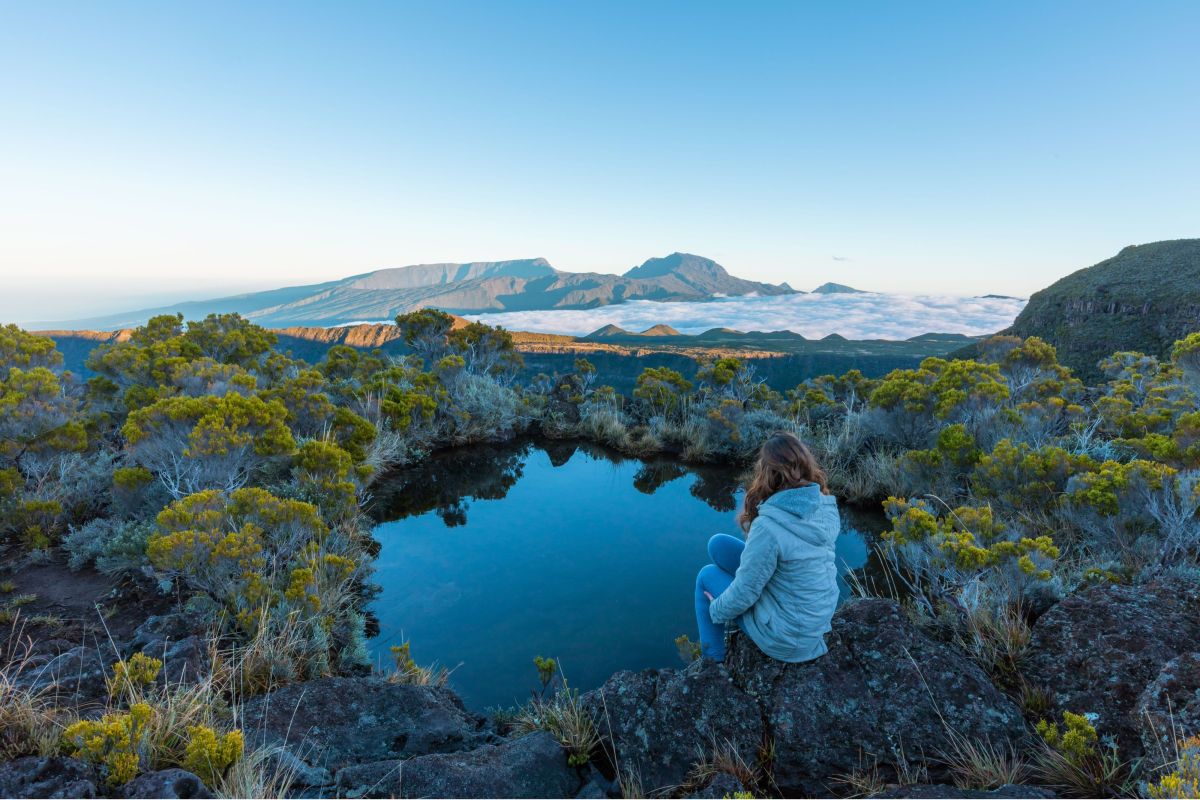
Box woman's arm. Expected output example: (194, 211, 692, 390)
(708, 525, 780, 624)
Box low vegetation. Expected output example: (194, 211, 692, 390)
(2, 308, 1200, 796)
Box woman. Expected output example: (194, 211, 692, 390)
(695, 432, 840, 662)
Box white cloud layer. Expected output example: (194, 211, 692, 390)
(461, 293, 1027, 340)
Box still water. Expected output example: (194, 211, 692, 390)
(368, 439, 884, 710)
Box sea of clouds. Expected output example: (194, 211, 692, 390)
(460, 293, 1027, 340)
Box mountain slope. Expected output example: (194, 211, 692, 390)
(49, 253, 794, 330)
(812, 282, 867, 294)
(1003, 239, 1200, 381)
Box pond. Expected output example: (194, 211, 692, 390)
(367, 439, 886, 710)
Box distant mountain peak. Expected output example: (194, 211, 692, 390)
(638, 324, 681, 336)
(584, 323, 682, 340)
(585, 324, 630, 339)
(812, 282, 867, 294)
(623, 252, 726, 280)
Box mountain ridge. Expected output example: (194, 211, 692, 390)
(44, 253, 794, 331)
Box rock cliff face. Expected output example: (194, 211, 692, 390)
(1003, 239, 1200, 382)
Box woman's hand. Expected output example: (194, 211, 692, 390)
(703, 591, 715, 602)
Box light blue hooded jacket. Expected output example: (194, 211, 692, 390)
(707, 484, 840, 662)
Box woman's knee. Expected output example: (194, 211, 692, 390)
(697, 563, 734, 601)
(708, 533, 744, 572)
(696, 563, 722, 591)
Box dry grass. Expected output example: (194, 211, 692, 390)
(1018, 681, 1053, 719)
(939, 733, 1029, 790)
(617, 763, 645, 799)
(1031, 742, 1134, 798)
(2, 613, 301, 799)
(953, 601, 1032, 684)
(211, 737, 302, 799)
(386, 640, 450, 687)
(830, 754, 887, 798)
(512, 685, 600, 767)
(0, 625, 69, 760)
(683, 736, 762, 795)
(218, 609, 305, 698)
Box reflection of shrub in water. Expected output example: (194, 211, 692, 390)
(368, 442, 531, 526)
(633, 462, 688, 495)
(371, 439, 743, 525)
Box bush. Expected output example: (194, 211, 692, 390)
(147, 488, 369, 675)
(64, 518, 155, 575)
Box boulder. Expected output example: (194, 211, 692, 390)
(684, 771, 748, 798)
(575, 779, 610, 798)
(125, 611, 207, 651)
(1022, 575, 1200, 758)
(586, 599, 1027, 796)
(1136, 651, 1200, 766)
(14, 644, 113, 705)
(122, 768, 213, 798)
(731, 600, 1028, 795)
(125, 612, 210, 685)
(240, 676, 495, 779)
(870, 784, 1055, 798)
(334, 732, 581, 799)
(583, 660, 764, 794)
(0, 756, 99, 799)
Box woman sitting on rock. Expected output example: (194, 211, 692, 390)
(695, 431, 840, 662)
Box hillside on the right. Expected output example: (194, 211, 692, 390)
(995, 239, 1200, 383)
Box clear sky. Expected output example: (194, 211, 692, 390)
(1, 1, 1198, 323)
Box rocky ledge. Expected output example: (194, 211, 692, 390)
(7, 582, 1200, 798)
(584, 599, 1028, 796)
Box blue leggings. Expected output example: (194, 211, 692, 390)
(694, 533, 745, 661)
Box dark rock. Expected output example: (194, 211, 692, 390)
(122, 768, 213, 798)
(729, 600, 1028, 795)
(126, 611, 207, 650)
(684, 771, 747, 798)
(240, 676, 495, 779)
(870, 784, 1056, 798)
(335, 732, 580, 799)
(1022, 575, 1200, 758)
(125, 613, 210, 685)
(575, 779, 610, 798)
(1137, 651, 1200, 766)
(586, 599, 1026, 796)
(14, 644, 113, 705)
(583, 661, 764, 794)
(0, 756, 99, 799)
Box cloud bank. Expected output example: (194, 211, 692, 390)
(464, 293, 1027, 340)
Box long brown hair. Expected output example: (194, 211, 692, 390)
(738, 432, 828, 532)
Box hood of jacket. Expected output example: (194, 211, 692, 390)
(757, 484, 839, 547)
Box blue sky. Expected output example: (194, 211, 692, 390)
(1, 1, 1198, 322)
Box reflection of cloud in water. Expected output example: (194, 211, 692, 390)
(465, 293, 1026, 339)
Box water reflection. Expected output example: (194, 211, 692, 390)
(368, 438, 883, 710)
(369, 438, 745, 526)
(369, 441, 530, 527)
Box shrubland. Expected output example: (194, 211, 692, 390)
(3, 309, 1200, 796)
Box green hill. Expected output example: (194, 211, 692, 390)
(1003, 239, 1200, 382)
